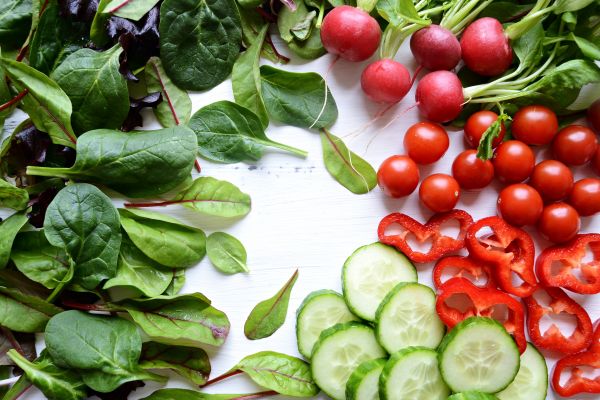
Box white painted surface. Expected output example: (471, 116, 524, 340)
(3, 38, 599, 400)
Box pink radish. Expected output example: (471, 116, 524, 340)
(320, 5, 381, 62)
(361, 59, 412, 103)
(416, 70, 464, 123)
(460, 17, 513, 77)
(410, 25, 461, 71)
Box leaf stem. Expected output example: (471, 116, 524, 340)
(0, 327, 25, 357)
(61, 300, 122, 312)
(231, 391, 279, 400)
(264, 35, 290, 64)
(195, 159, 202, 172)
(0, 90, 29, 112)
(25, 166, 72, 179)
(200, 369, 243, 387)
(268, 141, 308, 158)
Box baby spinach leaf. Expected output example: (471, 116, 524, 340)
(119, 208, 206, 268)
(0, 210, 29, 269)
(45, 311, 164, 392)
(142, 389, 250, 400)
(0, 0, 32, 49)
(10, 230, 71, 289)
(277, 1, 325, 59)
(207, 232, 248, 274)
(189, 100, 307, 163)
(0, 57, 77, 148)
(0, 179, 28, 210)
(103, 237, 173, 298)
(120, 293, 230, 347)
(163, 269, 185, 295)
(234, 351, 318, 397)
(0, 287, 62, 332)
(287, 26, 327, 59)
(232, 24, 269, 129)
(260, 66, 338, 129)
(7, 350, 87, 400)
(320, 129, 377, 194)
(278, 0, 310, 43)
(104, 0, 161, 20)
(159, 0, 242, 91)
(145, 57, 192, 127)
(140, 342, 210, 385)
(238, 7, 282, 64)
(290, 11, 316, 41)
(26, 126, 197, 198)
(51, 45, 130, 134)
(244, 269, 298, 340)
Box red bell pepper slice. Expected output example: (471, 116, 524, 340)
(465, 216, 537, 297)
(537, 234, 600, 295)
(524, 286, 593, 355)
(378, 210, 474, 263)
(552, 321, 600, 397)
(432, 256, 496, 289)
(436, 277, 527, 353)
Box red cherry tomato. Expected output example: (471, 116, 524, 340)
(512, 105, 558, 145)
(492, 140, 535, 183)
(377, 155, 420, 198)
(593, 147, 600, 176)
(569, 178, 600, 216)
(464, 111, 506, 149)
(552, 125, 598, 166)
(452, 150, 494, 190)
(529, 160, 573, 202)
(403, 122, 449, 165)
(419, 174, 460, 213)
(537, 203, 580, 244)
(588, 99, 600, 133)
(497, 184, 544, 226)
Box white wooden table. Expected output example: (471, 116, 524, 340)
(3, 39, 599, 400)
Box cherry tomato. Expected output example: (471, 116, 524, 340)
(537, 203, 580, 244)
(403, 122, 449, 165)
(593, 147, 600, 176)
(419, 174, 460, 213)
(552, 125, 598, 166)
(464, 111, 505, 149)
(377, 155, 420, 198)
(588, 99, 600, 134)
(569, 178, 600, 217)
(497, 184, 543, 226)
(452, 150, 494, 190)
(492, 140, 535, 183)
(529, 160, 573, 202)
(512, 105, 558, 145)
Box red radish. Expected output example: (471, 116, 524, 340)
(320, 6, 381, 62)
(416, 70, 464, 123)
(410, 25, 461, 71)
(361, 59, 411, 103)
(460, 18, 513, 77)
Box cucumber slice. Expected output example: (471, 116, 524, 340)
(375, 283, 445, 353)
(447, 392, 498, 399)
(346, 358, 386, 400)
(342, 243, 417, 321)
(438, 317, 520, 393)
(496, 343, 548, 400)
(380, 346, 449, 400)
(296, 289, 359, 359)
(311, 322, 386, 400)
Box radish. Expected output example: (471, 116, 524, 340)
(361, 59, 411, 103)
(410, 25, 461, 71)
(320, 5, 381, 62)
(416, 71, 464, 123)
(460, 18, 513, 77)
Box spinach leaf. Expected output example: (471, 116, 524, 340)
(0, 179, 28, 210)
(26, 126, 197, 198)
(277, 1, 325, 60)
(159, 0, 242, 91)
(0, 0, 32, 49)
(244, 269, 298, 340)
(320, 129, 377, 194)
(260, 65, 338, 129)
(189, 100, 307, 163)
(145, 57, 192, 127)
(238, 7, 282, 64)
(103, 237, 173, 298)
(234, 351, 318, 396)
(143, 389, 250, 400)
(207, 232, 248, 274)
(0, 331, 36, 365)
(7, 350, 87, 400)
(104, 0, 161, 20)
(10, 230, 71, 289)
(120, 293, 230, 347)
(51, 45, 129, 134)
(290, 11, 316, 41)
(45, 311, 165, 392)
(119, 208, 206, 268)
(554, 0, 596, 14)
(232, 24, 269, 129)
(163, 269, 185, 295)
(0, 286, 62, 332)
(0, 210, 29, 269)
(0, 57, 77, 148)
(140, 342, 210, 385)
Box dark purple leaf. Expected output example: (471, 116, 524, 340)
(27, 187, 60, 228)
(59, 0, 99, 22)
(121, 92, 163, 131)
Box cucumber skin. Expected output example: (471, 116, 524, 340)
(437, 317, 520, 394)
(496, 343, 548, 400)
(342, 242, 417, 321)
(447, 392, 499, 400)
(345, 358, 387, 400)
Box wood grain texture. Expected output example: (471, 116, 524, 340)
(3, 40, 598, 400)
